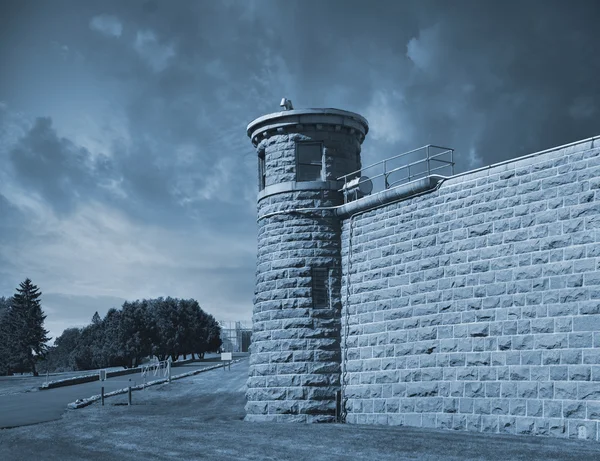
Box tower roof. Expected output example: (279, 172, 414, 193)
(247, 108, 369, 147)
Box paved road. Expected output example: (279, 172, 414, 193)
(0, 359, 225, 428)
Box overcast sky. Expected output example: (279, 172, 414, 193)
(0, 0, 598, 342)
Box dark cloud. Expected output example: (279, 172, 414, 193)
(1, 0, 599, 336)
(8, 117, 114, 215)
(92, 0, 600, 174)
(403, 0, 600, 169)
(0, 193, 25, 248)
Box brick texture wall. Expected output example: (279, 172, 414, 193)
(340, 140, 600, 440)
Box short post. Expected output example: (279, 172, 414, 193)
(168, 360, 171, 383)
(128, 387, 132, 406)
(101, 386, 105, 406)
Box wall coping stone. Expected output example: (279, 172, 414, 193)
(444, 135, 599, 187)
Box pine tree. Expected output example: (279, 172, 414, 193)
(91, 311, 101, 325)
(0, 296, 12, 375)
(9, 279, 51, 376)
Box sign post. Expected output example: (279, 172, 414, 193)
(221, 352, 232, 370)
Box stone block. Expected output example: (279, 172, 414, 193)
(555, 381, 578, 399)
(578, 382, 600, 400)
(404, 413, 423, 428)
(509, 399, 526, 416)
(535, 333, 568, 349)
(573, 315, 600, 331)
(564, 402, 587, 419)
(498, 416, 516, 434)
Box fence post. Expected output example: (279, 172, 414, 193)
(383, 160, 388, 189)
(128, 387, 132, 405)
(168, 361, 171, 383)
(101, 386, 105, 406)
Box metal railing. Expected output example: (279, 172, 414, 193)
(337, 144, 454, 203)
(141, 359, 171, 387)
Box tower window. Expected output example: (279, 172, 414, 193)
(312, 267, 330, 308)
(296, 142, 323, 181)
(258, 150, 266, 190)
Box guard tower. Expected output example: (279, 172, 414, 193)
(245, 101, 369, 422)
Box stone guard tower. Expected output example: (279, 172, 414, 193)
(245, 104, 368, 422)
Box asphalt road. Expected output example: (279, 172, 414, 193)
(0, 360, 222, 428)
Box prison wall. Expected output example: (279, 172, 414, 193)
(340, 139, 600, 440)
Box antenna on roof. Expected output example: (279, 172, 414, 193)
(280, 98, 294, 111)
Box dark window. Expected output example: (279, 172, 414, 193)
(312, 267, 330, 308)
(296, 142, 323, 181)
(258, 150, 266, 190)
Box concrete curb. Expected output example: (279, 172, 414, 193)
(67, 360, 241, 409)
(40, 357, 212, 390)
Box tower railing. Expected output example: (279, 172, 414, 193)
(337, 144, 455, 203)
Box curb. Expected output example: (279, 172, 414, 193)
(40, 357, 215, 390)
(67, 360, 241, 409)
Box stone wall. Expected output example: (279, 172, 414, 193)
(247, 189, 343, 422)
(340, 139, 600, 440)
(246, 117, 366, 422)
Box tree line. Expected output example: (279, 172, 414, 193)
(0, 279, 222, 375)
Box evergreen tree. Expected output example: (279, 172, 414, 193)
(119, 300, 153, 368)
(9, 279, 51, 376)
(179, 299, 200, 359)
(149, 297, 179, 361)
(0, 296, 12, 375)
(91, 311, 101, 325)
(100, 308, 126, 368)
(48, 327, 81, 371)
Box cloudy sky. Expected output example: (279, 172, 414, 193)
(0, 0, 598, 342)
